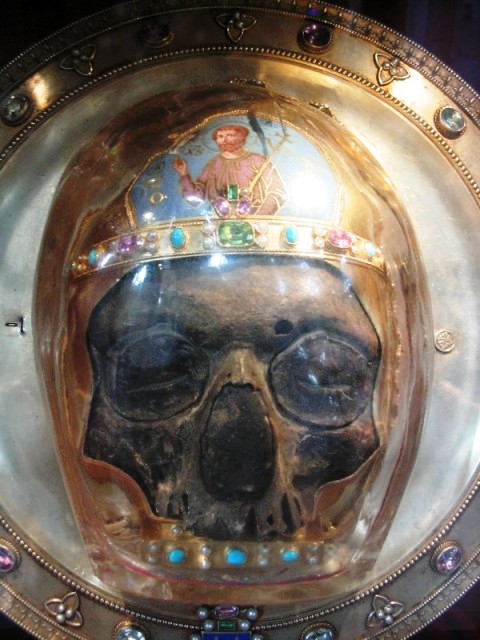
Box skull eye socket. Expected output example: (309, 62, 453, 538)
(269, 331, 378, 428)
(102, 329, 209, 421)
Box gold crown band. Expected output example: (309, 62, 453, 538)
(71, 217, 384, 277)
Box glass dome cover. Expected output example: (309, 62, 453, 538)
(35, 85, 428, 601)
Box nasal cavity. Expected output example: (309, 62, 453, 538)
(201, 384, 275, 503)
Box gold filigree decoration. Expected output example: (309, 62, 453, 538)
(215, 11, 257, 43)
(374, 52, 410, 86)
(44, 592, 83, 628)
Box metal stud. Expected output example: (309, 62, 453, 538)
(434, 106, 466, 139)
(431, 540, 463, 574)
(434, 329, 455, 353)
(0, 93, 33, 126)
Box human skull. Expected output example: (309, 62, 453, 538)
(85, 256, 380, 541)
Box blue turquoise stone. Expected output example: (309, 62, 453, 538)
(305, 627, 335, 640)
(170, 227, 186, 249)
(225, 548, 247, 566)
(167, 548, 186, 564)
(87, 249, 98, 266)
(115, 628, 147, 640)
(285, 225, 298, 245)
(365, 242, 376, 258)
(282, 548, 299, 563)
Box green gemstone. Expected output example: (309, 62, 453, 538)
(218, 621, 236, 631)
(227, 184, 239, 200)
(218, 221, 254, 247)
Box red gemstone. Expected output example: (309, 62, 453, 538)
(213, 606, 239, 619)
(326, 229, 352, 249)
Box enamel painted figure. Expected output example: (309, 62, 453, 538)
(172, 124, 287, 216)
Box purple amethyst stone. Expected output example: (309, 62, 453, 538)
(300, 23, 332, 50)
(237, 197, 252, 217)
(435, 545, 462, 574)
(213, 606, 239, 620)
(117, 235, 138, 253)
(214, 198, 231, 218)
(0, 546, 17, 572)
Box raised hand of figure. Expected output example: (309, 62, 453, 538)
(172, 156, 188, 176)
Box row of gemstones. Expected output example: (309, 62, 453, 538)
(195, 606, 258, 635)
(73, 220, 382, 274)
(144, 540, 324, 568)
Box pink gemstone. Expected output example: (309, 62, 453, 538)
(0, 548, 16, 572)
(213, 606, 239, 619)
(214, 198, 231, 218)
(237, 197, 251, 217)
(436, 547, 462, 573)
(118, 235, 138, 253)
(326, 229, 352, 249)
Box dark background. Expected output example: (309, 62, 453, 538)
(0, 1, 479, 638)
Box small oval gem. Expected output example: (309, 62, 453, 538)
(139, 20, 173, 48)
(281, 548, 299, 563)
(326, 229, 352, 249)
(87, 249, 98, 266)
(299, 23, 332, 52)
(436, 106, 466, 139)
(365, 242, 376, 258)
(115, 626, 147, 640)
(214, 197, 231, 218)
(433, 543, 462, 573)
(167, 548, 186, 564)
(0, 93, 32, 126)
(170, 227, 186, 249)
(214, 605, 239, 619)
(305, 626, 336, 640)
(225, 547, 247, 566)
(118, 235, 138, 253)
(285, 225, 299, 245)
(0, 543, 19, 573)
(237, 197, 252, 217)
